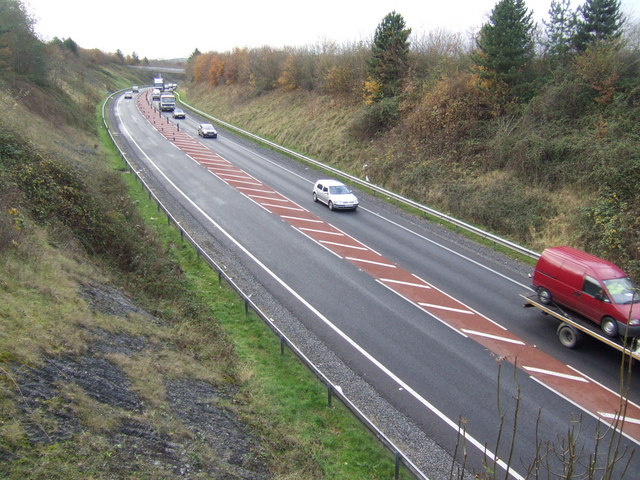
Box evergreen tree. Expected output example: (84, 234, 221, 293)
(543, 0, 578, 59)
(574, 0, 624, 51)
(367, 11, 411, 99)
(472, 0, 535, 99)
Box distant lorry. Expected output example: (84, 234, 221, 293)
(531, 246, 640, 338)
(153, 76, 164, 91)
(151, 88, 161, 101)
(159, 94, 176, 111)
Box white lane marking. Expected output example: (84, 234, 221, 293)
(262, 203, 305, 211)
(530, 377, 640, 447)
(320, 240, 368, 250)
(598, 412, 640, 425)
(250, 195, 290, 203)
(120, 107, 527, 479)
(223, 179, 263, 186)
(346, 257, 397, 268)
(218, 173, 258, 180)
(380, 278, 432, 289)
(523, 366, 589, 383)
(236, 186, 275, 194)
(420, 303, 474, 315)
(461, 329, 526, 345)
(299, 227, 344, 236)
(567, 365, 640, 411)
(281, 215, 323, 223)
(208, 167, 243, 173)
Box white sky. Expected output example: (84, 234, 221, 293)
(24, 0, 638, 60)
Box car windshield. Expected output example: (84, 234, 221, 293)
(603, 277, 640, 304)
(202, 124, 213, 129)
(329, 185, 350, 195)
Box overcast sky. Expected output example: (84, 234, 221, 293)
(24, 0, 638, 60)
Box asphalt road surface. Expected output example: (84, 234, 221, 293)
(108, 89, 640, 479)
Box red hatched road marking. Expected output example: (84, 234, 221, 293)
(135, 92, 640, 444)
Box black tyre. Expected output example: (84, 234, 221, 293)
(557, 324, 582, 349)
(601, 316, 619, 337)
(312, 192, 318, 202)
(537, 287, 552, 305)
(328, 201, 334, 211)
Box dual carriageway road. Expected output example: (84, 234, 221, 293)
(110, 88, 640, 479)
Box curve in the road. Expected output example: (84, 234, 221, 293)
(135, 92, 640, 446)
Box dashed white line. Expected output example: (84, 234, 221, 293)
(251, 195, 290, 203)
(320, 240, 368, 250)
(523, 366, 589, 382)
(381, 278, 431, 289)
(346, 257, 397, 268)
(262, 203, 305, 211)
(599, 412, 640, 425)
(461, 329, 526, 345)
(299, 227, 344, 236)
(420, 303, 474, 314)
(281, 215, 323, 223)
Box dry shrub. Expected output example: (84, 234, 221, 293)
(404, 73, 494, 154)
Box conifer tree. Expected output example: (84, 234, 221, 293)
(367, 11, 411, 99)
(472, 0, 534, 99)
(574, 0, 624, 51)
(543, 0, 578, 59)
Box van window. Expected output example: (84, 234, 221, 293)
(582, 275, 604, 298)
(603, 277, 640, 305)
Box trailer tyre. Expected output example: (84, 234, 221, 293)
(601, 316, 619, 337)
(537, 287, 552, 305)
(557, 324, 582, 349)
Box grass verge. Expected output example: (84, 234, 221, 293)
(99, 98, 412, 479)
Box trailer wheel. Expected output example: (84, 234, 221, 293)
(537, 287, 552, 305)
(557, 323, 582, 349)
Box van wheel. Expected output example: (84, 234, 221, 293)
(557, 324, 582, 349)
(313, 192, 318, 202)
(601, 317, 619, 337)
(328, 201, 334, 211)
(537, 287, 552, 305)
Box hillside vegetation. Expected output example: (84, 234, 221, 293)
(183, 1, 640, 279)
(0, 2, 407, 479)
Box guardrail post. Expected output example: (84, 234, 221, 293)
(328, 384, 333, 408)
(244, 299, 249, 316)
(280, 335, 285, 355)
(394, 452, 401, 479)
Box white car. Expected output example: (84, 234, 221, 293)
(312, 179, 359, 210)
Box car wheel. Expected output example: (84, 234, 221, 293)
(537, 287, 552, 305)
(601, 316, 618, 337)
(557, 323, 582, 349)
(328, 201, 334, 211)
(312, 192, 318, 202)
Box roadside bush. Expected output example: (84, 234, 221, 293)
(443, 172, 557, 242)
(348, 96, 400, 139)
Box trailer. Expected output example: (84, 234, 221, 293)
(521, 293, 640, 361)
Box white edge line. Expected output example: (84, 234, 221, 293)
(120, 107, 524, 480)
(529, 377, 640, 447)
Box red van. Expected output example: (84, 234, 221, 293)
(532, 246, 640, 337)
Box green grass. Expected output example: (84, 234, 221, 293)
(98, 108, 412, 479)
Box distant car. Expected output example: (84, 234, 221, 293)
(312, 179, 359, 210)
(132, 85, 139, 93)
(198, 123, 217, 138)
(124, 91, 133, 99)
(172, 108, 185, 119)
